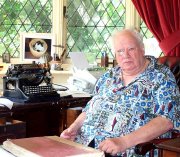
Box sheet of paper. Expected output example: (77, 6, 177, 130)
(69, 52, 90, 70)
(72, 69, 97, 85)
(0, 147, 15, 157)
(0, 98, 13, 109)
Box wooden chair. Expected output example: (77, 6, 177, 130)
(135, 56, 180, 157)
(135, 130, 180, 156)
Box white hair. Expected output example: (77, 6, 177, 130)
(110, 28, 145, 54)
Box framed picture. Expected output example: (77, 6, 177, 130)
(20, 33, 55, 63)
(2, 53, 10, 63)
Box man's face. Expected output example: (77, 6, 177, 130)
(113, 33, 145, 73)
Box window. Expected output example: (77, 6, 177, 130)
(140, 20, 162, 57)
(140, 20, 153, 39)
(0, 0, 52, 58)
(0, 0, 160, 61)
(66, 0, 125, 63)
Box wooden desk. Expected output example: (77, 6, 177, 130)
(156, 138, 180, 157)
(0, 96, 91, 143)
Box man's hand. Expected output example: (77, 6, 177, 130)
(60, 127, 78, 141)
(99, 137, 127, 156)
(60, 112, 86, 141)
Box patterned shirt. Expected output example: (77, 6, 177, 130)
(75, 56, 180, 157)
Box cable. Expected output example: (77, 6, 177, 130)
(51, 83, 69, 91)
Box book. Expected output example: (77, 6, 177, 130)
(2, 136, 104, 157)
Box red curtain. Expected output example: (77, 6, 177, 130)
(132, 0, 180, 56)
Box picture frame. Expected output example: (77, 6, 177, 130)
(20, 33, 55, 63)
(2, 53, 10, 63)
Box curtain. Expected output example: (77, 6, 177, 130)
(132, 0, 180, 56)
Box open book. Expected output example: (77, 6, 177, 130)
(2, 136, 104, 157)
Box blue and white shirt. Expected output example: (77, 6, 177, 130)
(75, 56, 180, 157)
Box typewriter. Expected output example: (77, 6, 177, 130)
(3, 63, 60, 102)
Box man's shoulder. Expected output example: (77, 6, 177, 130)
(147, 55, 172, 74)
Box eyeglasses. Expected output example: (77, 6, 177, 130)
(116, 47, 137, 56)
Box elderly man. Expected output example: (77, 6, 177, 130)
(61, 29, 179, 156)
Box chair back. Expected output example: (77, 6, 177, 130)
(157, 56, 180, 90)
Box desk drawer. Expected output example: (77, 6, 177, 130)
(0, 118, 26, 144)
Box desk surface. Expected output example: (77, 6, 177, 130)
(0, 96, 91, 112)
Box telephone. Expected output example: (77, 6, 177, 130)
(68, 76, 95, 94)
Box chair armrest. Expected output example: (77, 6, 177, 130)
(134, 141, 156, 155)
(134, 139, 171, 155)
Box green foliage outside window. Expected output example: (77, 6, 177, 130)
(0, 0, 52, 57)
(0, 0, 154, 61)
(67, 0, 126, 63)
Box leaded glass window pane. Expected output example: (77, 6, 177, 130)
(0, 0, 52, 57)
(67, 0, 125, 63)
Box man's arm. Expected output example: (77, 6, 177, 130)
(99, 116, 173, 155)
(69, 112, 86, 131)
(123, 116, 173, 146)
(60, 112, 86, 140)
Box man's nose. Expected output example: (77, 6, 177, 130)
(122, 48, 130, 57)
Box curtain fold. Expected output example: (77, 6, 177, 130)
(132, 0, 180, 56)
